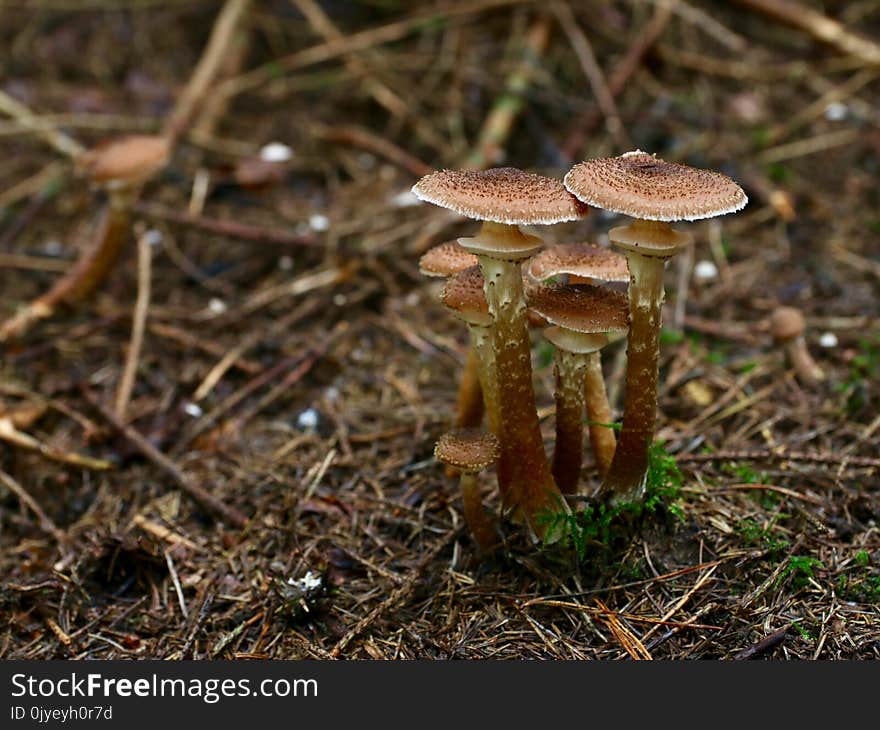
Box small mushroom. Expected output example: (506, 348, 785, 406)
(565, 151, 747, 504)
(434, 429, 501, 551)
(526, 243, 630, 480)
(770, 306, 825, 385)
(413, 167, 588, 535)
(420, 241, 483, 430)
(0, 135, 170, 341)
(440, 266, 500, 448)
(526, 282, 629, 491)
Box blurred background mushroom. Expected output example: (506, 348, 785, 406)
(769, 305, 825, 385)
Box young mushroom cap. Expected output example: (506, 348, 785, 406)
(412, 167, 589, 226)
(78, 134, 171, 188)
(419, 241, 479, 278)
(525, 282, 630, 336)
(528, 243, 629, 283)
(434, 429, 501, 473)
(563, 150, 748, 223)
(770, 305, 806, 342)
(440, 266, 492, 327)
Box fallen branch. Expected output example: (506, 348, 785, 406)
(133, 201, 320, 248)
(162, 0, 254, 144)
(114, 230, 154, 419)
(81, 389, 249, 528)
(0, 416, 111, 471)
(731, 0, 880, 66)
(561, 2, 672, 161)
(0, 468, 66, 542)
(677, 449, 880, 469)
(461, 14, 552, 169)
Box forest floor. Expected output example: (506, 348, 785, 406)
(1, 0, 878, 659)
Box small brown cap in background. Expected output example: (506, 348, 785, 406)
(564, 150, 747, 222)
(412, 167, 589, 225)
(78, 134, 170, 187)
(419, 241, 479, 278)
(434, 429, 500, 473)
(770, 306, 806, 342)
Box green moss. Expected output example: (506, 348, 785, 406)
(539, 441, 684, 563)
(777, 555, 823, 590)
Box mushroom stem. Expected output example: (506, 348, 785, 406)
(552, 348, 587, 494)
(786, 336, 825, 385)
(0, 199, 131, 342)
(459, 471, 498, 551)
(475, 225, 565, 533)
(598, 248, 666, 504)
(467, 324, 500, 439)
(584, 350, 616, 478)
(455, 347, 485, 430)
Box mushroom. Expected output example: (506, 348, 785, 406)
(420, 241, 483, 430)
(527, 242, 630, 287)
(564, 151, 747, 504)
(527, 243, 630, 479)
(440, 267, 499, 437)
(413, 168, 588, 535)
(434, 429, 501, 551)
(0, 134, 170, 341)
(770, 306, 825, 385)
(525, 282, 629, 491)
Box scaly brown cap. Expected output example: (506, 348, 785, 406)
(770, 306, 805, 341)
(412, 167, 589, 225)
(419, 241, 478, 278)
(564, 150, 747, 222)
(78, 134, 170, 187)
(440, 266, 491, 327)
(434, 429, 500, 472)
(526, 282, 629, 335)
(527, 243, 629, 282)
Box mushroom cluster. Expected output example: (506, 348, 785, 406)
(414, 153, 747, 549)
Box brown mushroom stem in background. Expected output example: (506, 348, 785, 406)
(0, 201, 130, 341)
(455, 348, 484, 429)
(552, 348, 588, 494)
(467, 223, 565, 533)
(584, 350, 616, 477)
(784, 335, 825, 385)
(598, 221, 690, 504)
(769, 306, 825, 385)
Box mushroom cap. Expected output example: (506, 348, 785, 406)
(564, 150, 747, 222)
(770, 306, 805, 341)
(440, 266, 492, 327)
(528, 243, 629, 282)
(419, 241, 479, 277)
(78, 134, 170, 186)
(412, 167, 589, 225)
(525, 282, 629, 335)
(434, 429, 500, 472)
